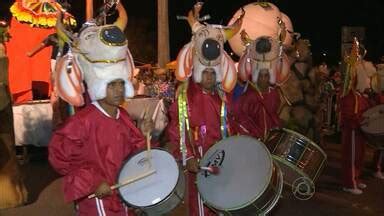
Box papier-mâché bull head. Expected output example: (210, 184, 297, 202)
(55, 10, 134, 106)
(175, 2, 244, 92)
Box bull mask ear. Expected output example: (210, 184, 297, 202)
(223, 8, 245, 41)
(175, 42, 193, 81)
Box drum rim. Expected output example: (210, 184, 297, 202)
(116, 147, 181, 208)
(197, 135, 274, 211)
(281, 128, 328, 158)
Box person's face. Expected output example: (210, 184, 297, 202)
(200, 68, 216, 92)
(104, 79, 125, 106)
(257, 69, 270, 90)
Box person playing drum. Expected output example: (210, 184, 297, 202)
(167, 2, 242, 215)
(48, 10, 155, 215)
(233, 68, 282, 141)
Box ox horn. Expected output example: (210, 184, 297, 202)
(223, 7, 245, 41)
(114, 2, 128, 31)
(240, 29, 252, 46)
(55, 11, 74, 44)
(187, 2, 203, 32)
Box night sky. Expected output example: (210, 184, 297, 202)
(1, 0, 383, 65)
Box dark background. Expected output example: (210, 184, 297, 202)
(1, 0, 383, 65)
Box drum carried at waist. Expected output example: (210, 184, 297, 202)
(265, 128, 327, 200)
(117, 148, 185, 216)
(361, 104, 384, 150)
(196, 136, 283, 215)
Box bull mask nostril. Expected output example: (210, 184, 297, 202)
(101, 26, 126, 45)
(255, 38, 272, 54)
(201, 38, 221, 61)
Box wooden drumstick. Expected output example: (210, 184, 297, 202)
(146, 132, 152, 167)
(88, 169, 156, 199)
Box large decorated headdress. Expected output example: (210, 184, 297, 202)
(175, 2, 243, 92)
(237, 24, 289, 85)
(54, 6, 135, 106)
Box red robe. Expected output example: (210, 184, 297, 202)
(339, 91, 370, 188)
(167, 81, 231, 216)
(49, 104, 146, 216)
(233, 85, 281, 140)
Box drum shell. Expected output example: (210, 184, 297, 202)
(265, 128, 327, 185)
(220, 162, 283, 216)
(140, 165, 185, 216)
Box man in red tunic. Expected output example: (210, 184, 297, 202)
(233, 68, 281, 140)
(49, 24, 152, 214)
(167, 67, 233, 216)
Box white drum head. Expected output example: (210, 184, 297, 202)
(197, 136, 273, 210)
(118, 149, 179, 207)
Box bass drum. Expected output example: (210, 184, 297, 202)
(361, 104, 384, 150)
(265, 128, 327, 199)
(197, 136, 283, 215)
(117, 148, 185, 216)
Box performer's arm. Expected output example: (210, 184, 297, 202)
(48, 118, 104, 202)
(114, 2, 128, 31)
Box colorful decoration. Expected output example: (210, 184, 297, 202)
(342, 37, 360, 97)
(10, 0, 76, 28)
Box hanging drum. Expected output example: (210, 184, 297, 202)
(196, 136, 283, 215)
(264, 128, 327, 200)
(361, 104, 384, 150)
(117, 148, 185, 215)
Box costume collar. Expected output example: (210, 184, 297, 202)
(92, 101, 120, 119)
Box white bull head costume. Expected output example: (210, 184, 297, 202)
(54, 14, 134, 106)
(238, 28, 289, 85)
(175, 3, 244, 92)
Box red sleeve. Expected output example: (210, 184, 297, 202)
(48, 117, 103, 202)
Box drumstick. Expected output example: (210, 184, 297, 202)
(88, 169, 156, 199)
(199, 166, 220, 175)
(146, 132, 152, 167)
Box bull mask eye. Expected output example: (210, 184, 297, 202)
(201, 38, 221, 61)
(101, 26, 126, 45)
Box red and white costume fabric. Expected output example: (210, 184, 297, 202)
(339, 91, 370, 188)
(233, 84, 281, 140)
(49, 104, 145, 215)
(167, 81, 233, 216)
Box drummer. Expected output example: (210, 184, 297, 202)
(233, 68, 282, 141)
(167, 66, 235, 215)
(48, 13, 154, 216)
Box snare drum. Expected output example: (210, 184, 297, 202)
(117, 148, 185, 215)
(361, 104, 384, 150)
(196, 136, 283, 215)
(265, 128, 327, 188)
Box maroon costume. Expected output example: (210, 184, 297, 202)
(49, 104, 146, 215)
(339, 91, 370, 188)
(233, 84, 281, 140)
